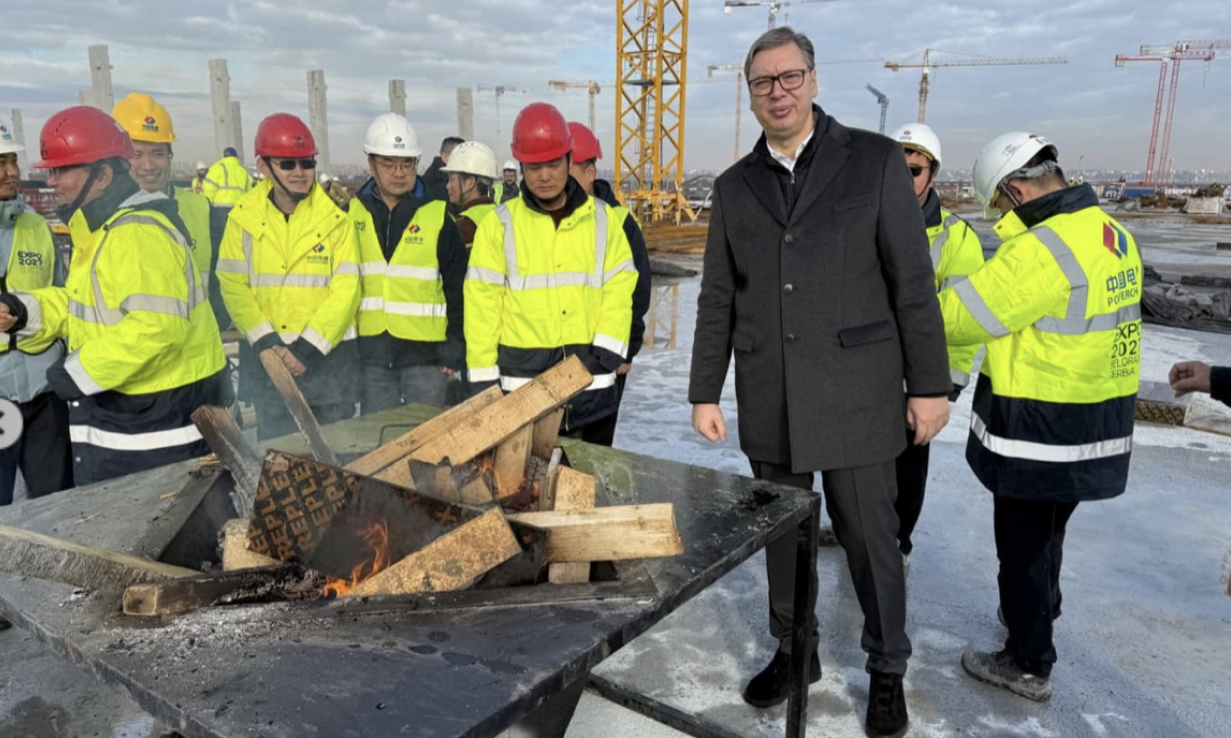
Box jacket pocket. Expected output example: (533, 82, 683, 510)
(834, 193, 875, 211)
(838, 320, 895, 348)
(731, 331, 756, 353)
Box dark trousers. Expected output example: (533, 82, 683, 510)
(756, 459, 910, 674)
(994, 496, 1078, 677)
(0, 392, 73, 506)
(255, 396, 355, 442)
(577, 373, 628, 448)
(359, 364, 448, 417)
(893, 424, 930, 556)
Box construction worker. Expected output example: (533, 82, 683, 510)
(216, 113, 360, 440)
(940, 133, 1141, 701)
(444, 141, 499, 246)
(0, 106, 229, 484)
(111, 93, 229, 328)
(465, 103, 637, 434)
(191, 161, 208, 194)
(201, 146, 252, 208)
(492, 159, 520, 204)
(421, 136, 464, 203)
(888, 122, 985, 568)
(565, 121, 651, 447)
(349, 113, 466, 414)
(0, 116, 73, 507)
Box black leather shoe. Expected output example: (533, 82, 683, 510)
(0, 616, 10, 631)
(866, 670, 908, 737)
(742, 647, 822, 708)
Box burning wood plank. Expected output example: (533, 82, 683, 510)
(0, 522, 196, 590)
(122, 564, 326, 617)
(259, 349, 340, 466)
(408, 458, 495, 506)
(192, 405, 261, 517)
(507, 504, 684, 564)
(548, 467, 597, 585)
(492, 425, 534, 502)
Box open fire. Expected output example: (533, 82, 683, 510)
(323, 521, 390, 598)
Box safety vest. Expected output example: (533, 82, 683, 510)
(927, 206, 985, 389)
(939, 187, 1141, 501)
(465, 194, 637, 400)
(216, 180, 360, 354)
(492, 182, 519, 205)
(349, 197, 450, 342)
(174, 187, 213, 291)
(0, 201, 63, 404)
(459, 201, 495, 239)
(202, 157, 252, 207)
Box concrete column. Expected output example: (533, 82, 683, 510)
(208, 59, 233, 160)
(307, 70, 331, 175)
(456, 87, 474, 141)
(10, 108, 28, 173)
(389, 79, 406, 116)
(88, 45, 114, 112)
(230, 101, 244, 164)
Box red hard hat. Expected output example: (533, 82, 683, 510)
(567, 122, 602, 163)
(511, 103, 572, 164)
(34, 106, 134, 169)
(254, 113, 318, 158)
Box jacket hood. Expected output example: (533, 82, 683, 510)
(921, 189, 943, 228)
(230, 178, 346, 239)
(521, 176, 588, 218)
(994, 183, 1100, 241)
(357, 176, 428, 206)
(592, 178, 620, 209)
(0, 197, 28, 230)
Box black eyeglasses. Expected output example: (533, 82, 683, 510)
(908, 165, 928, 178)
(748, 67, 813, 97)
(273, 158, 317, 171)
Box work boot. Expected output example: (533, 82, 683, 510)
(865, 670, 908, 737)
(742, 647, 822, 708)
(961, 649, 1052, 702)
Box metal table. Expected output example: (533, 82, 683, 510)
(0, 406, 819, 738)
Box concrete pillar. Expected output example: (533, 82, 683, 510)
(389, 79, 406, 116)
(208, 59, 233, 160)
(307, 70, 331, 175)
(88, 45, 114, 112)
(10, 108, 28, 173)
(456, 87, 474, 141)
(230, 101, 244, 164)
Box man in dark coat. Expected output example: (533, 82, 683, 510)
(688, 27, 951, 737)
(421, 136, 464, 204)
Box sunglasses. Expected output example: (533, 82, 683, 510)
(273, 158, 317, 172)
(908, 165, 928, 178)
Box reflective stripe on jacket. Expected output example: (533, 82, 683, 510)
(926, 201, 985, 389)
(201, 157, 252, 207)
(0, 199, 63, 402)
(938, 185, 1141, 502)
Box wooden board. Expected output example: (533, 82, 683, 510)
(220, 518, 279, 571)
(192, 405, 261, 517)
(346, 507, 520, 597)
(411, 356, 592, 467)
(492, 425, 533, 500)
(408, 459, 494, 506)
(531, 408, 564, 458)
(538, 449, 565, 512)
(123, 564, 324, 617)
(259, 349, 340, 466)
(508, 504, 684, 564)
(0, 522, 197, 590)
(548, 467, 597, 585)
(346, 385, 503, 480)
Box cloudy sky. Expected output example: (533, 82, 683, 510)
(3, 0, 1229, 176)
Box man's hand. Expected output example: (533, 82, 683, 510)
(617, 363, 633, 376)
(1170, 360, 1212, 397)
(692, 403, 727, 443)
(0, 303, 14, 333)
(273, 346, 307, 377)
(441, 366, 457, 379)
(906, 396, 950, 445)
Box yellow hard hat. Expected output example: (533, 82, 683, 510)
(111, 92, 176, 144)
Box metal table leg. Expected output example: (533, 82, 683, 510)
(785, 496, 820, 738)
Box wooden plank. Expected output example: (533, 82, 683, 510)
(408, 459, 494, 506)
(192, 405, 261, 517)
(531, 408, 564, 458)
(220, 519, 279, 571)
(548, 467, 597, 585)
(492, 425, 533, 500)
(345, 507, 520, 597)
(411, 356, 592, 467)
(259, 349, 340, 466)
(346, 385, 503, 478)
(0, 522, 197, 590)
(507, 504, 684, 564)
(538, 449, 564, 512)
(122, 564, 324, 617)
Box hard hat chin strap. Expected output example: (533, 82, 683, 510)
(265, 158, 309, 204)
(996, 160, 1059, 211)
(55, 162, 103, 224)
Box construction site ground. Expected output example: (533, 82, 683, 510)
(3, 211, 1231, 738)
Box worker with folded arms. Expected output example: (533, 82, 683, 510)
(348, 113, 466, 414)
(465, 102, 637, 436)
(492, 160, 521, 204)
(216, 113, 360, 440)
(565, 121, 651, 447)
(201, 146, 252, 208)
(939, 132, 1141, 701)
(0, 106, 228, 485)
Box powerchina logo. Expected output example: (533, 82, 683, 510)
(1103, 223, 1130, 259)
(142, 116, 159, 133)
(307, 243, 329, 265)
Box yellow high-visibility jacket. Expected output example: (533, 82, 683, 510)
(938, 185, 1141, 502)
(201, 156, 252, 207)
(922, 192, 985, 390)
(0, 199, 64, 403)
(174, 187, 213, 291)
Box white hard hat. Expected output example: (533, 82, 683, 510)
(195, 161, 208, 170)
(442, 141, 498, 180)
(363, 112, 422, 158)
(502, 159, 518, 172)
(889, 123, 942, 167)
(972, 132, 1059, 219)
(319, 173, 331, 184)
(0, 117, 24, 155)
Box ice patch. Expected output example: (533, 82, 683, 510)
(1082, 712, 1130, 737)
(976, 715, 1058, 737)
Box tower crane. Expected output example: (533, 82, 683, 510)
(476, 84, 524, 162)
(865, 84, 888, 134)
(723, 0, 869, 30)
(884, 49, 1067, 123)
(547, 80, 607, 133)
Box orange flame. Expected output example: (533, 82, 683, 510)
(324, 521, 391, 598)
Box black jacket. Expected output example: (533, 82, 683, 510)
(593, 179, 651, 360)
(421, 157, 450, 204)
(1212, 367, 1231, 407)
(689, 107, 950, 472)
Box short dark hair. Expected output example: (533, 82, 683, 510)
(1024, 149, 1065, 188)
(440, 137, 465, 155)
(744, 27, 816, 80)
